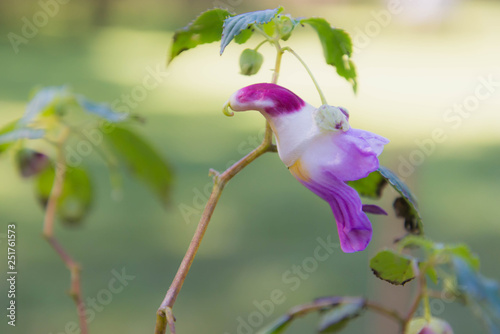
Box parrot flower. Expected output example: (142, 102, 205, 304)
(223, 83, 389, 253)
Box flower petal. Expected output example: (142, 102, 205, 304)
(362, 204, 388, 215)
(290, 160, 373, 253)
(298, 130, 389, 182)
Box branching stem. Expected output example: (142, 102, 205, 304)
(155, 36, 283, 334)
(43, 128, 88, 334)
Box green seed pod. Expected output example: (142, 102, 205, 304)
(239, 49, 264, 76)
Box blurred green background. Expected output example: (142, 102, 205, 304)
(1, 0, 499, 333)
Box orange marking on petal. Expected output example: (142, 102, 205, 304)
(289, 159, 311, 182)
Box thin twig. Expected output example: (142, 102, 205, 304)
(155, 126, 275, 334)
(365, 300, 405, 326)
(155, 36, 282, 334)
(403, 260, 425, 332)
(42, 130, 88, 334)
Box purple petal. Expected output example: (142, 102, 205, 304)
(298, 129, 389, 182)
(362, 204, 388, 216)
(291, 164, 372, 253)
(231, 83, 305, 116)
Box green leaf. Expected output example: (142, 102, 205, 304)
(239, 48, 264, 76)
(103, 125, 173, 205)
(445, 244, 480, 270)
(0, 128, 45, 146)
(35, 165, 93, 225)
(370, 250, 416, 285)
(0, 119, 20, 154)
(234, 27, 253, 44)
(453, 258, 500, 332)
(257, 315, 292, 334)
(378, 166, 423, 234)
(348, 171, 387, 199)
(169, 8, 233, 63)
(77, 96, 128, 123)
(398, 235, 435, 252)
(20, 86, 71, 126)
(300, 18, 357, 92)
(424, 265, 439, 284)
(220, 7, 283, 54)
(318, 299, 365, 333)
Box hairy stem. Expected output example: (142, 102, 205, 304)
(43, 129, 88, 334)
(283, 47, 328, 105)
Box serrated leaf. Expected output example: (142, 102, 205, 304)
(169, 8, 233, 63)
(35, 165, 93, 225)
(103, 125, 173, 205)
(300, 18, 357, 92)
(318, 299, 365, 333)
(220, 7, 283, 54)
(257, 315, 292, 334)
(77, 96, 128, 123)
(370, 250, 416, 285)
(378, 166, 423, 233)
(348, 171, 387, 199)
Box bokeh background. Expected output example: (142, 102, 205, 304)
(1, 0, 499, 333)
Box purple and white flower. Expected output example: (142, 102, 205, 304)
(224, 83, 389, 252)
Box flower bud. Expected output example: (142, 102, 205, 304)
(278, 15, 295, 41)
(406, 317, 453, 334)
(239, 49, 264, 76)
(16, 149, 50, 178)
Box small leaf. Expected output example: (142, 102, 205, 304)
(398, 235, 435, 252)
(445, 244, 480, 270)
(300, 18, 357, 92)
(378, 166, 423, 234)
(169, 8, 233, 63)
(220, 7, 283, 54)
(20, 86, 70, 126)
(453, 258, 500, 332)
(425, 265, 439, 285)
(15, 149, 50, 178)
(370, 250, 415, 285)
(239, 48, 264, 76)
(35, 165, 93, 225)
(257, 315, 292, 334)
(0, 119, 20, 154)
(103, 125, 173, 205)
(0, 128, 45, 145)
(348, 171, 387, 199)
(318, 299, 365, 333)
(77, 96, 128, 122)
